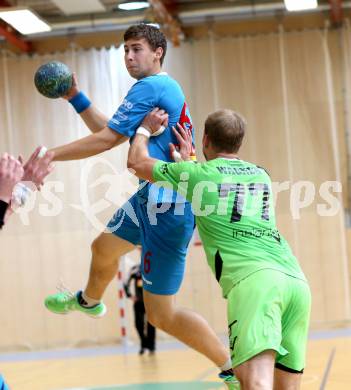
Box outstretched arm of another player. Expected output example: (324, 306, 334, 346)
(63, 73, 109, 134)
(0, 154, 24, 204)
(127, 133, 157, 182)
(169, 123, 194, 162)
(143, 108, 194, 162)
(0, 154, 23, 229)
(21, 146, 55, 188)
(127, 108, 169, 181)
(0, 147, 54, 227)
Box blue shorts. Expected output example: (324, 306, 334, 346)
(107, 193, 195, 295)
(0, 375, 9, 390)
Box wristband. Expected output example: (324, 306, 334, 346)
(151, 125, 166, 137)
(171, 150, 197, 163)
(136, 127, 151, 138)
(69, 91, 91, 114)
(11, 183, 32, 208)
(38, 146, 47, 159)
(172, 150, 183, 162)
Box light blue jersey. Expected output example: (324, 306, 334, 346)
(108, 73, 194, 204)
(106, 73, 195, 295)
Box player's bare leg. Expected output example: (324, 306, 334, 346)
(143, 290, 230, 367)
(234, 350, 275, 390)
(85, 233, 135, 299)
(45, 233, 134, 317)
(274, 368, 302, 390)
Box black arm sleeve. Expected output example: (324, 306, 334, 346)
(0, 200, 9, 229)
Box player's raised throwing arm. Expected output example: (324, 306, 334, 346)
(50, 126, 128, 162)
(64, 73, 109, 134)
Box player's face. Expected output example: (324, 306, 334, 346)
(124, 38, 162, 79)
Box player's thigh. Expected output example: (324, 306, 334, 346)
(92, 231, 135, 260)
(106, 194, 141, 247)
(274, 368, 302, 390)
(96, 194, 141, 262)
(227, 270, 289, 369)
(276, 278, 311, 373)
(139, 202, 195, 295)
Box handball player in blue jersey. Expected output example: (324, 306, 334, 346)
(43, 24, 235, 385)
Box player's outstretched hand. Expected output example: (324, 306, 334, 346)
(142, 107, 169, 134)
(0, 154, 24, 203)
(170, 123, 193, 162)
(21, 146, 55, 189)
(63, 72, 80, 100)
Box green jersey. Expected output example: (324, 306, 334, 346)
(153, 158, 306, 297)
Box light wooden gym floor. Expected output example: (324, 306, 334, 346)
(1, 329, 351, 390)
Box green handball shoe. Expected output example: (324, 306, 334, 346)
(44, 289, 106, 318)
(219, 370, 240, 390)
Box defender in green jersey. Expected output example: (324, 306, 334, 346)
(128, 108, 311, 389)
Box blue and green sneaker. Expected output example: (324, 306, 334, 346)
(219, 369, 240, 389)
(44, 289, 106, 318)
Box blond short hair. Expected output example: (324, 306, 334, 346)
(204, 109, 246, 153)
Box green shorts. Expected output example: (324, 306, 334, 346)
(227, 269, 311, 371)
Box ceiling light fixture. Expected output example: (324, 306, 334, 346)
(284, 0, 318, 12)
(118, 1, 150, 11)
(0, 8, 51, 35)
(51, 0, 105, 15)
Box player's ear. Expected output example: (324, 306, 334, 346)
(155, 47, 163, 62)
(203, 133, 210, 147)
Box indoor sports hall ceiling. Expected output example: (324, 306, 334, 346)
(0, 0, 337, 28)
(0, 0, 346, 52)
(3, 1, 332, 19)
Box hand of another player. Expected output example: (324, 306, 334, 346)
(62, 72, 80, 101)
(141, 107, 169, 134)
(169, 123, 193, 162)
(0, 154, 24, 203)
(21, 146, 55, 189)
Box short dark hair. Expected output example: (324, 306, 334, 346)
(204, 109, 246, 153)
(124, 24, 167, 65)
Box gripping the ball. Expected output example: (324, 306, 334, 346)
(34, 61, 73, 99)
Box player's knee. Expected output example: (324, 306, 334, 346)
(91, 237, 114, 260)
(91, 237, 104, 257)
